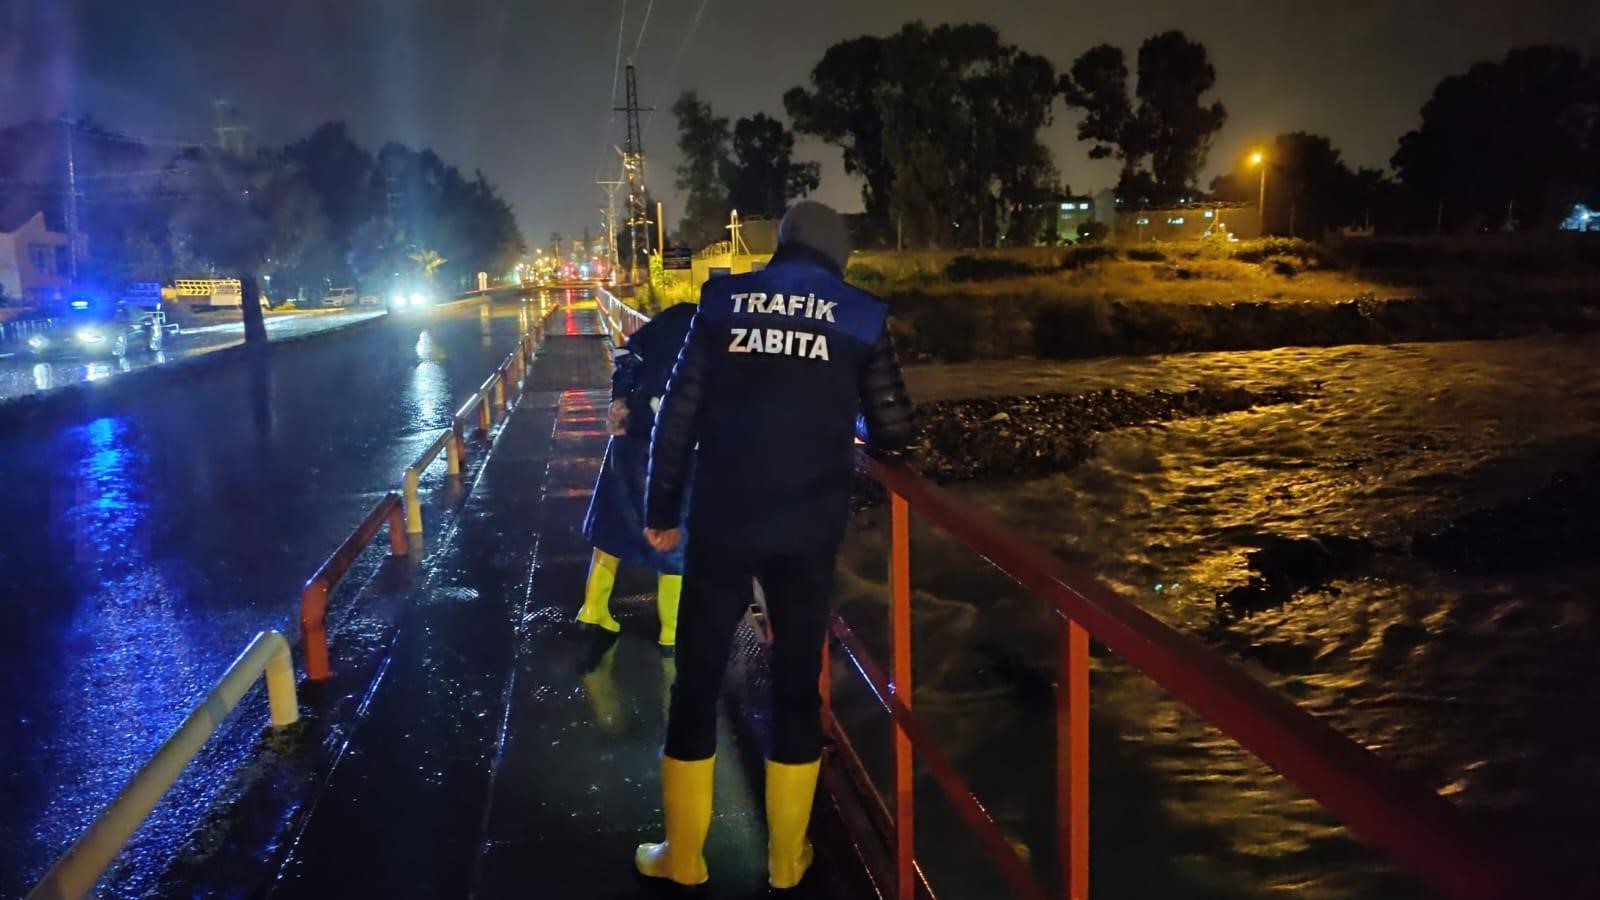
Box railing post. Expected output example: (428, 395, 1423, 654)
(387, 499, 409, 557)
(300, 581, 331, 681)
(446, 425, 463, 475)
(265, 636, 300, 726)
(494, 369, 507, 410)
(478, 388, 493, 433)
(819, 637, 833, 740)
(1056, 616, 1090, 900)
(890, 491, 915, 900)
(404, 466, 423, 534)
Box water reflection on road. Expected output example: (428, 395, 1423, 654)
(0, 310, 381, 404)
(0, 302, 528, 897)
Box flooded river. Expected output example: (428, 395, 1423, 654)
(836, 336, 1600, 897)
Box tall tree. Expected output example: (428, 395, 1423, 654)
(1393, 46, 1600, 231)
(790, 22, 1057, 248)
(671, 91, 732, 248)
(784, 36, 893, 228)
(1061, 30, 1226, 204)
(725, 113, 821, 219)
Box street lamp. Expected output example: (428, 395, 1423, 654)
(1250, 150, 1267, 237)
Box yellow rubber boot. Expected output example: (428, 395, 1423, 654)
(766, 759, 821, 889)
(576, 549, 621, 632)
(636, 755, 715, 886)
(656, 573, 683, 649)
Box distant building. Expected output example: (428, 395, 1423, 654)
(1050, 195, 1096, 242)
(1112, 199, 1261, 242)
(0, 209, 73, 305)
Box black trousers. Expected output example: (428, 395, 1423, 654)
(664, 545, 836, 764)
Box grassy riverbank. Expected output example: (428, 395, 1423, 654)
(854, 235, 1600, 361)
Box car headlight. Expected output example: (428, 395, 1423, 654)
(391, 293, 408, 307)
(27, 335, 46, 349)
(75, 328, 105, 344)
(410, 292, 425, 306)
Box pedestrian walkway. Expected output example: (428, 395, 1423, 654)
(269, 298, 877, 899)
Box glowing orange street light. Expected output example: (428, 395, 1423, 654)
(1250, 150, 1267, 236)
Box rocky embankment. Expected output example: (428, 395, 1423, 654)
(908, 385, 1310, 483)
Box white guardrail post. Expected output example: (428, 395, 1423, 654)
(28, 631, 299, 900)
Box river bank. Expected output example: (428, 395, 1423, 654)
(860, 236, 1600, 362)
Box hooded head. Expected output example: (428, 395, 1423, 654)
(777, 201, 850, 272)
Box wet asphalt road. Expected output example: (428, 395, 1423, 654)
(0, 308, 384, 403)
(0, 298, 536, 895)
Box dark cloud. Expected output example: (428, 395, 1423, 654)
(4, 0, 1598, 241)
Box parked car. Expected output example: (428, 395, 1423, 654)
(322, 287, 358, 307)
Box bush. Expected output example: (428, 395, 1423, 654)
(944, 254, 1037, 283)
(846, 263, 886, 289)
(1056, 245, 1119, 270)
(1233, 237, 1331, 269)
(1127, 247, 1167, 262)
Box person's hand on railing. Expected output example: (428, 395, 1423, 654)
(607, 399, 628, 436)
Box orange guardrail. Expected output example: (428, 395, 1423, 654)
(828, 452, 1579, 900)
(300, 492, 409, 681)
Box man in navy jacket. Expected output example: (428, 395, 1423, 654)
(635, 202, 913, 889)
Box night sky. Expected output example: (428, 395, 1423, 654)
(4, 0, 1598, 242)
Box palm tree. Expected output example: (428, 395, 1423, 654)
(409, 248, 446, 284)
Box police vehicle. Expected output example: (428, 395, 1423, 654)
(26, 287, 179, 360)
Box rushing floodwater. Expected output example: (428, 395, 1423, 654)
(835, 335, 1600, 898)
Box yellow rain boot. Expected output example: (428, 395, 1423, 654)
(766, 759, 821, 889)
(656, 573, 683, 650)
(636, 755, 715, 886)
(575, 549, 621, 632)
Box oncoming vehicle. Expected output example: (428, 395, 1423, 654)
(26, 290, 179, 360)
(386, 283, 435, 313)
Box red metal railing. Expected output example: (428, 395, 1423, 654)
(828, 452, 1573, 900)
(300, 492, 409, 681)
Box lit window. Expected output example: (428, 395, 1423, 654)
(1080, 203, 1090, 210)
(1204, 210, 1214, 219)
(1060, 203, 1070, 210)
(1169, 217, 1185, 225)
(1136, 217, 1150, 225)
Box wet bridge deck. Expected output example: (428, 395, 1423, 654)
(268, 299, 878, 899)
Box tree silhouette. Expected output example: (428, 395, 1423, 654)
(1061, 31, 1226, 204)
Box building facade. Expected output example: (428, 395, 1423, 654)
(0, 211, 72, 306)
(1113, 200, 1261, 242)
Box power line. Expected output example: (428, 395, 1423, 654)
(631, 0, 656, 59)
(643, 0, 713, 137)
(595, 0, 630, 184)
